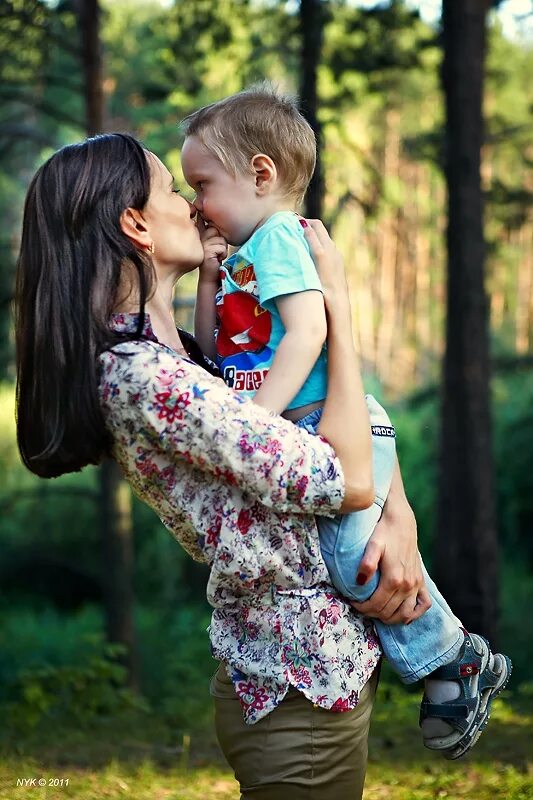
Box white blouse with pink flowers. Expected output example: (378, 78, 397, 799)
(98, 313, 381, 724)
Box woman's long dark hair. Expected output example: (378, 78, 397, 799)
(15, 133, 153, 478)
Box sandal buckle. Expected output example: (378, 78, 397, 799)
(460, 663, 479, 677)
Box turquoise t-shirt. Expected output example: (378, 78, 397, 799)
(215, 211, 328, 410)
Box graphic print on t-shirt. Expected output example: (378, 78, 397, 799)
(215, 212, 328, 407)
(216, 257, 274, 394)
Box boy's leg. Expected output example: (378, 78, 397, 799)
(298, 395, 459, 678)
(320, 511, 512, 759)
(296, 394, 396, 603)
(319, 508, 464, 683)
(297, 399, 512, 758)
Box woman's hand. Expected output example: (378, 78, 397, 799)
(300, 219, 351, 319)
(350, 459, 432, 624)
(197, 217, 227, 283)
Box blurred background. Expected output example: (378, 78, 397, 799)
(0, 1, 531, 798)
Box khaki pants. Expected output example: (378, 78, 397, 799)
(211, 662, 379, 800)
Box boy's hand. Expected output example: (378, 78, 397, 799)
(197, 217, 227, 284)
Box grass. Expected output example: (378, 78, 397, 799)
(0, 675, 531, 800)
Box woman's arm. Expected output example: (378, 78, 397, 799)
(350, 457, 431, 624)
(301, 220, 374, 513)
(104, 342, 346, 517)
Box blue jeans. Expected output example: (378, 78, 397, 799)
(296, 396, 463, 683)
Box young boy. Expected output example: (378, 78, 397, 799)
(181, 84, 511, 759)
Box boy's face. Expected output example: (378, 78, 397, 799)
(181, 135, 264, 246)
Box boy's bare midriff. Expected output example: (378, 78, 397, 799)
(282, 399, 325, 422)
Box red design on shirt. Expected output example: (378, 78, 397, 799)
(217, 291, 272, 357)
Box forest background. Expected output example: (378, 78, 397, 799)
(0, 1, 532, 798)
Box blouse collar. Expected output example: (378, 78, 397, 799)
(110, 312, 157, 340)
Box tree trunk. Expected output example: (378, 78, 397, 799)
(76, 0, 138, 685)
(435, 0, 499, 644)
(76, 0, 104, 135)
(99, 459, 139, 688)
(299, 0, 325, 219)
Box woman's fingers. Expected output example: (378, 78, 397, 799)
(412, 586, 432, 620)
(354, 538, 382, 586)
(300, 218, 349, 302)
(351, 587, 415, 625)
(305, 218, 329, 242)
(301, 219, 336, 261)
(350, 559, 432, 624)
(349, 527, 427, 623)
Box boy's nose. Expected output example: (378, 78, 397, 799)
(193, 195, 202, 212)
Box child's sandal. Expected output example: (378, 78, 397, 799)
(419, 632, 512, 760)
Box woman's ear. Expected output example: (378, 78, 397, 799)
(250, 154, 277, 195)
(120, 207, 151, 250)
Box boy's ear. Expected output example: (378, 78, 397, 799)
(120, 207, 151, 250)
(250, 153, 277, 194)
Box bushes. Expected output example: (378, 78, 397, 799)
(0, 603, 215, 741)
(4, 645, 146, 737)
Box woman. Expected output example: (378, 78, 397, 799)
(15, 133, 429, 800)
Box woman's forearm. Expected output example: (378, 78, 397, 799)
(382, 457, 409, 517)
(350, 456, 432, 625)
(317, 294, 374, 512)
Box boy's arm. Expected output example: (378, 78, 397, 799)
(195, 279, 218, 361)
(194, 223, 227, 361)
(252, 289, 327, 414)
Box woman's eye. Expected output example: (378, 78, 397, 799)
(172, 187, 181, 194)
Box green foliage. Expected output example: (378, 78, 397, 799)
(2, 643, 147, 738)
(136, 605, 215, 732)
(0, 606, 104, 693)
(0, 602, 215, 738)
(493, 367, 533, 565)
(388, 395, 439, 557)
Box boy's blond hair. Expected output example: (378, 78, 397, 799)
(181, 83, 316, 206)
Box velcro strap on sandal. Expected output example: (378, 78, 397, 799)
(420, 700, 470, 720)
(479, 667, 501, 690)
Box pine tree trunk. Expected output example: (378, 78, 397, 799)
(435, 0, 499, 644)
(99, 459, 138, 687)
(299, 0, 324, 219)
(76, 0, 104, 135)
(76, 0, 138, 686)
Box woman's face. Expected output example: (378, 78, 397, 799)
(143, 153, 205, 273)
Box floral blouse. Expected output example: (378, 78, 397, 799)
(98, 313, 381, 724)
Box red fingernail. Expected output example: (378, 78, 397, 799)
(356, 573, 367, 586)
(299, 218, 308, 228)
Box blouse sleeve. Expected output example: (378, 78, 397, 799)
(102, 343, 344, 517)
